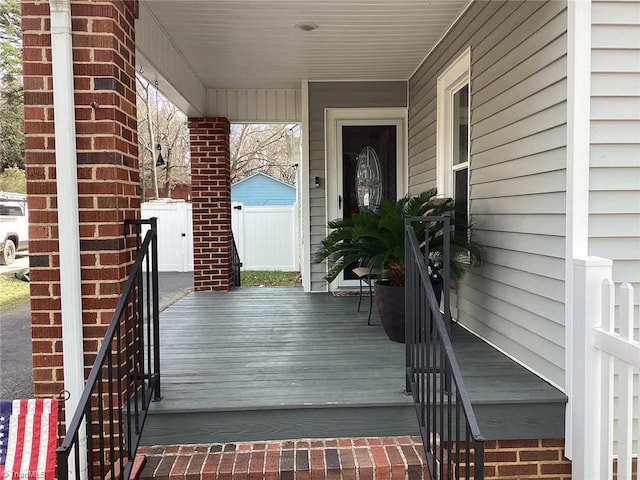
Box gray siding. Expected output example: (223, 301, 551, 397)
(308, 82, 407, 292)
(589, 0, 640, 317)
(590, 1, 640, 454)
(409, 1, 568, 387)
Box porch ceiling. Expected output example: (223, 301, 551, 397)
(139, 0, 471, 90)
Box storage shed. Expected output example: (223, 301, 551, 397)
(231, 172, 296, 206)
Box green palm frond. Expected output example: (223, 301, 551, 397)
(313, 189, 484, 285)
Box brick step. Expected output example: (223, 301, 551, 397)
(137, 436, 429, 480)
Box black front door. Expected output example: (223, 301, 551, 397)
(341, 125, 397, 218)
(341, 125, 397, 280)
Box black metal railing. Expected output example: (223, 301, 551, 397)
(56, 218, 161, 480)
(405, 216, 484, 480)
(232, 232, 242, 287)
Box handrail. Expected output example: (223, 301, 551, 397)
(405, 216, 484, 480)
(232, 232, 242, 287)
(56, 218, 161, 480)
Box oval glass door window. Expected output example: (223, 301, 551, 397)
(355, 145, 382, 211)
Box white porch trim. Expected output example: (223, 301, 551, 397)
(565, 0, 592, 460)
(301, 80, 312, 292)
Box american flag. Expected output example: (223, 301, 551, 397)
(0, 399, 58, 480)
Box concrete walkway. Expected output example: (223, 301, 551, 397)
(0, 271, 194, 399)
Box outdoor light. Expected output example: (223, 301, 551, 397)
(154, 80, 165, 168)
(156, 144, 165, 167)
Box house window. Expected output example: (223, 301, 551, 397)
(452, 84, 469, 229)
(437, 48, 471, 230)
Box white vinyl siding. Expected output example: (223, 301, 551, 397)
(589, 1, 640, 454)
(589, 1, 640, 324)
(307, 82, 407, 292)
(409, 0, 568, 387)
(208, 89, 302, 122)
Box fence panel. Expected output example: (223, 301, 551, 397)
(573, 257, 639, 479)
(232, 202, 298, 271)
(141, 201, 194, 272)
(595, 281, 639, 480)
(141, 201, 298, 273)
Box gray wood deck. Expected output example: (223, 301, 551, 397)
(141, 287, 565, 445)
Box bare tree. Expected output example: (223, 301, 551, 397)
(136, 75, 190, 201)
(230, 124, 297, 185)
(137, 77, 298, 199)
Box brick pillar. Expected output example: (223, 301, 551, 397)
(188, 118, 233, 292)
(22, 1, 140, 399)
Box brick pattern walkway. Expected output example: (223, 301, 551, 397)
(137, 436, 428, 480)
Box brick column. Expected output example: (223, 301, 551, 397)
(22, 1, 140, 399)
(188, 118, 234, 292)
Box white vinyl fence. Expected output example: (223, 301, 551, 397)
(141, 201, 194, 272)
(140, 200, 299, 273)
(572, 257, 639, 480)
(231, 202, 299, 271)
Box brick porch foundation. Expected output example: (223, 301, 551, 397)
(136, 437, 573, 480)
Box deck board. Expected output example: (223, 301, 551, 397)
(151, 288, 410, 413)
(142, 287, 565, 444)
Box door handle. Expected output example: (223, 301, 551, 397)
(338, 195, 342, 210)
(181, 233, 186, 237)
(233, 205, 242, 210)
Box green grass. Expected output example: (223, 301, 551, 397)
(0, 273, 30, 311)
(240, 271, 301, 287)
(0, 270, 301, 310)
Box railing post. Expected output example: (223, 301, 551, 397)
(475, 439, 485, 480)
(570, 256, 612, 478)
(442, 215, 450, 334)
(405, 218, 413, 394)
(150, 217, 162, 401)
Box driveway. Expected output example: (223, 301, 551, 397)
(0, 252, 29, 275)
(0, 271, 194, 399)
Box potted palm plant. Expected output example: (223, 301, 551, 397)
(314, 188, 483, 342)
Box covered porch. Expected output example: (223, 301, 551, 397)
(20, 1, 640, 477)
(141, 287, 566, 446)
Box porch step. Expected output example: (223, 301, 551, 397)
(140, 404, 418, 445)
(137, 436, 429, 480)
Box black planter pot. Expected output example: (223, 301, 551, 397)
(374, 276, 444, 344)
(374, 282, 405, 343)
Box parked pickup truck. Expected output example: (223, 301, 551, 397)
(0, 192, 28, 265)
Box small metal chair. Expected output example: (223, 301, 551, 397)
(352, 264, 374, 325)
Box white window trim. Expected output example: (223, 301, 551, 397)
(436, 47, 471, 198)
